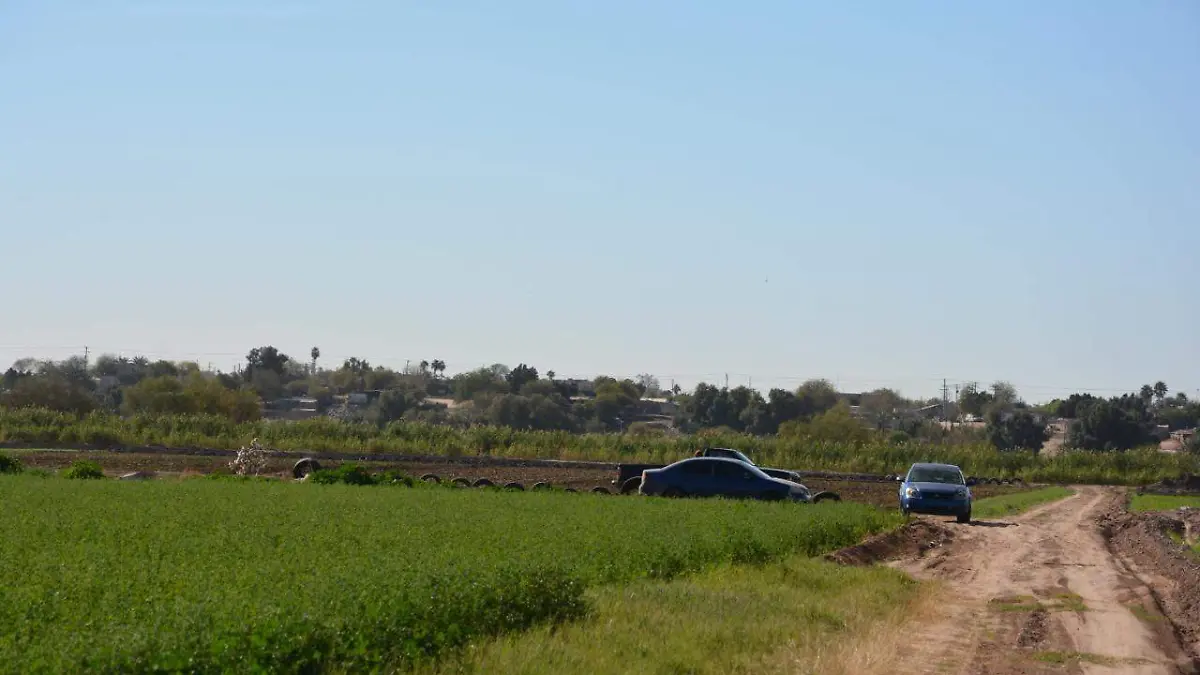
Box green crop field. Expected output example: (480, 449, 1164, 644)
(1128, 493, 1200, 513)
(1, 407, 1194, 484)
(0, 475, 901, 674)
(971, 486, 1075, 519)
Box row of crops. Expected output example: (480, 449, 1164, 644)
(2, 407, 1196, 483)
(0, 474, 902, 674)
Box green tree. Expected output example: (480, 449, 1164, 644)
(1153, 381, 1168, 402)
(0, 375, 96, 414)
(1140, 384, 1154, 403)
(958, 383, 994, 417)
(121, 374, 261, 422)
(245, 346, 290, 384)
(452, 367, 507, 402)
(505, 364, 539, 393)
(1069, 395, 1153, 451)
(310, 347, 320, 375)
(796, 379, 839, 417)
(986, 410, 1049, 451)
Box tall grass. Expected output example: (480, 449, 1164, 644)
(0, 475, 900, 674)
(1, 407, 1194, 484)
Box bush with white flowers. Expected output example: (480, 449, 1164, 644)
(228, 438, 269, 476)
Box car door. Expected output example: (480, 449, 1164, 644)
(675, 459, 716, 495)
(711, 461, 758, 498)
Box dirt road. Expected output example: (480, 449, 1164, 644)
(884, 487, 1197, 675)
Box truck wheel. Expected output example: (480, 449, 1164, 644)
(292, 458, 321, 479)
(811, 491, 841, 503)
(620, 477, 642, 494)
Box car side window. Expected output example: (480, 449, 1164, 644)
(712, 462, 751, 479)
(678, 460, 712, 476)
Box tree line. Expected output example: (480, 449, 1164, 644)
(2, 348, 1197, 453)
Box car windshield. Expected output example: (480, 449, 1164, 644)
(908, 467, 964, 485)
(727, 450, 754, 465)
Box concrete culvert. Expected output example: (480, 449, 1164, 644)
(451, 477, 471, 487)
(504, 482, 525, 491)
(292, 458, 321, 479)
(532, 482, 552, 491)
(420, 473, 440, 483)
(472, 478, 495, 488)
(811, 491, 841, 503)
(591, 486, 610, 495)
(620, 477, 642, 494)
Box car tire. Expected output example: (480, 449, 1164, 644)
(292, 458, 321, 479)
(620, 477, 643, 495)
(957, 510, 971, 524)
(662, 487, 685, 498)
(901, 507, 910, 517)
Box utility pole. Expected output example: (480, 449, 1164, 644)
(941, 378, 949, 422)
(84, 346, 89, 370)
(724, 373, 729, 389)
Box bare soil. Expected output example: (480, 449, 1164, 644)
(830, 487, 1200, 675)
(11, 449, 1030, 506)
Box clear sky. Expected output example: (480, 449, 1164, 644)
(2, 1, 1197, 402)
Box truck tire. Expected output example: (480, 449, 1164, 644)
(620, 477, 643, 495)
(292, 458, 321, 479)
(451, 477, 471, 487)
(811, 491, 841, 503)
(472, 478, 495, 488)
(504, 482, 525, 491)
(420, 473, 440, 484)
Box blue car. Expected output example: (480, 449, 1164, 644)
(898, 462, 972, 523)
(639, 457, 811, 502)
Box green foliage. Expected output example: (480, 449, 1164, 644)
(308, 463, 386, 485)
(0, 452, 22, 474)
(1069, 395, 1154, 451)
(0, 476, 900, 673)
(121, 374, 262, 422)
(61, 460, 105, 480)
(986, 410, 1050, 451)
(0, 374, 97, 414)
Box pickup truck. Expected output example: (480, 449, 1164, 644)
(613, 447, 805, 494)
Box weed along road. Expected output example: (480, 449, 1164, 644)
(881, 487, 1196, 675)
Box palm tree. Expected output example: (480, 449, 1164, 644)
(310, 347, 320, 375)
(546, 370, 556, 381)
(1140, 384, 1154, 401)
(1153, 381, 1168, 402)
(431, 360, 446, 378)
(420, 360, 430, 376)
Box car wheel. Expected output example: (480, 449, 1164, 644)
(957, 510, 971, 524)
(662, 487, 686, 498)
(811, 491, 840, 503)
(901, 507, 910, 517)
(620, 477, 643, 495)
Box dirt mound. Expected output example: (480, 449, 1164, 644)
(1101, 506, 1200, 659)
(824, 520, 955, 566)
(1138, 473, 1200, 496)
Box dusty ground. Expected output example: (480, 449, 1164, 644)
(843, 487, 1200, 675)
(10, 449, 1029, 506)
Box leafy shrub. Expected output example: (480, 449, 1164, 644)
(0, 452, 23, 474)
(308, 463, 379, 486)
(62, 460, 105, 480)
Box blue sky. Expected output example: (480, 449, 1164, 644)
(2, 1, 1197, 402)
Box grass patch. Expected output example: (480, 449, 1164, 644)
(1032, 650, 1146, 667)
(972, 486, 1073, 519)
(426, 556, 922, 675)
(0, 475, 901, 673)
(988, 592, 1087, 613)
(1129, 494, 1200, 513)
(1129, 604, 1163, 623)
